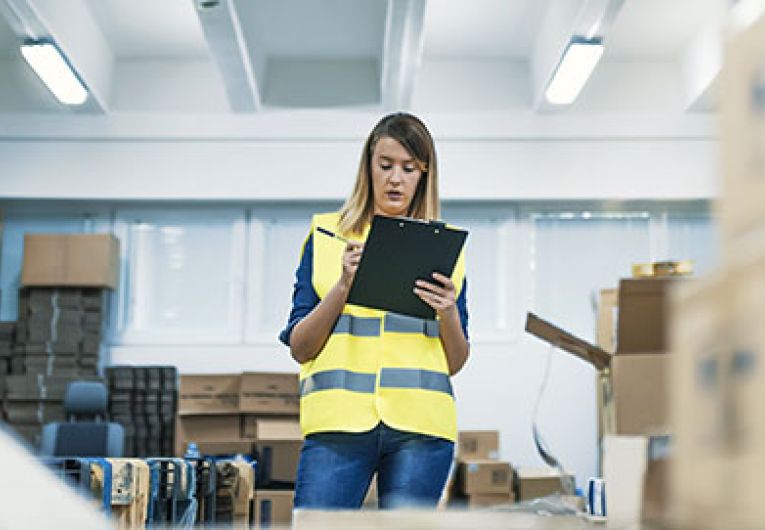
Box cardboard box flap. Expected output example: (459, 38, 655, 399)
(255, 419, 303, 441)
(525, 312, 611, 371)
(240, 372, 299, 396)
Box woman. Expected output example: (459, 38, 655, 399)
(279, 112, 469, 510)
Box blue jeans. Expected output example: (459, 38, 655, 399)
(294, 422, 454, 510)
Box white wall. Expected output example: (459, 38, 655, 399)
(0, 59, 720, 202)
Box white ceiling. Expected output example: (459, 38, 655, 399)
(84, 0, 210, 60)
(236, 0, 387, 59)
(422, 0, 549, 59)
(0, 0, 730, 113)
(606, 0, 726, 59)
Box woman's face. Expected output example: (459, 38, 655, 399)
(370, 136, 424, 217)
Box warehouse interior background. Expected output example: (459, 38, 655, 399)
(0, 0, 742, 503)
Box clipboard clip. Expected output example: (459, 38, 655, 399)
(429, 220, 446, 234)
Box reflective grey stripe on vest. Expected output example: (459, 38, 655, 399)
(384, 313, 440, 338)
(333, 314, 381, 337)
(300, 369, 377, 397)
(378, 368, 453, 397)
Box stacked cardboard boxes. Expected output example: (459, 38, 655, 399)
(177, 371, 301, 528)
(515, 468, 576, 503)
(670, 253, 765, 528)
(668, 15, 765, 529)
(451, 431, 515, 507)
(0, 233, 120, 449)
(106, 366, 178, 457)
(3, 374, 102, 447)
(0, 322, 13, 376)
(14, 287, 111, 377)
(527, 275, 683, 525)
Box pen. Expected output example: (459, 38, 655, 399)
(316, 226, 350, 245)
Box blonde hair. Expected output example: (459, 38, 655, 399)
(338, 112, 440, 236)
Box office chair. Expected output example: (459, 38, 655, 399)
(40, 380, 124, 457)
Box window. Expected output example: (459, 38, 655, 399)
(247, 212, 314, 342)
(113, 208, 246, 344)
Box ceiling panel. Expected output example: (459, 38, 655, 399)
(423, 0, 548, 59)
(606, 0, 726, 59)
(235, 0, 386, 59)
(84, 0, 210, 59)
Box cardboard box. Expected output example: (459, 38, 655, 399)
(718, 13, 765, 251)
(617, 278, 679, 354)
(669, 272, 738, 529)
(4, 401, 65, 424)
(596, 288, 618, 353)
(457, 431, 499, 461)
(515, 468, 574, 501)
(179, 374, 240, 415)
(240, 372, 299, 414)
(603, 434, 671, 526)
(610, 354, 670, 436)
(177, 415, 240, 442)
(195, 440, 254, 456)
(252, 490, 293, 527)
(457, 460, 513, 495)
(526, 313, 669, 437)
(466, 492, 515, 508)
(241, 415, 299, 439)
(22, 234, 120, 289)
(603, 435, 648, 525)
(253, 418, 303, 485)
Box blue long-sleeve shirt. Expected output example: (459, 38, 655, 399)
(279, 234, 469, 346)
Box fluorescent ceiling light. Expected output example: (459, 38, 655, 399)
(545, 38, 604, 105)
(20, 42, 88, 105)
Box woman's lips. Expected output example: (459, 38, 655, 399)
(386, 191, 403, 200)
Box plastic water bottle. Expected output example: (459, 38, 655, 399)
(184, 442, 201, 460)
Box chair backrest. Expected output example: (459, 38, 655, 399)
(64, 381, 108, 421)
(40, 381, 124, 457)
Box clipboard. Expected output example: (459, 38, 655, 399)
(347, 215, 468, 320)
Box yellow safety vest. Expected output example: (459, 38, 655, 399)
(298, 212, 466, 442)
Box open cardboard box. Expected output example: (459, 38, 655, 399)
(525, 313, 670, 437)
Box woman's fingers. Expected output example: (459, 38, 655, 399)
(431, 272, 454, 290)
(414, 275, 454, 298)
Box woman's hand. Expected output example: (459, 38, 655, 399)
(339, 240, 364, 291)
(414, 272, 457, 318)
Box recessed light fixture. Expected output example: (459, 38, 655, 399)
(545, 37, 605, 105)
(20, 41, 88, 105)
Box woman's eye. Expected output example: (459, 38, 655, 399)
(380, 164, 392, 170)
(404, 167, 416, 173)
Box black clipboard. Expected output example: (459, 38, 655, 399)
(347, 215, 468, 320)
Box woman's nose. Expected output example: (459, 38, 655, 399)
(389, 166, 403, 183)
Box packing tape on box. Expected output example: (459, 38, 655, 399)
(50, 291, 60, 342)
(37, 373, 47, 400)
